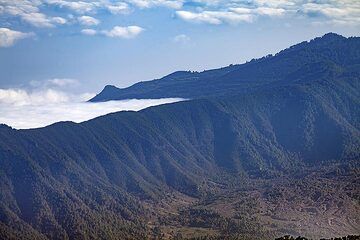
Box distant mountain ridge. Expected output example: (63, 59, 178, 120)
(90, 33, 360, 102)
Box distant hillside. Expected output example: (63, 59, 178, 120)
(90, 33, 360, 102)
(1, 54, 359, 239)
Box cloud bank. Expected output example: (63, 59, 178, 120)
(0, 87, 183, 129)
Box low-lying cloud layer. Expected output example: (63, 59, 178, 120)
(0, 86, 183, 129)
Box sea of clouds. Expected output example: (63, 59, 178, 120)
(0, 79, 183, 129)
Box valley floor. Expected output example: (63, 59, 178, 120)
(142, 166, 360, 239)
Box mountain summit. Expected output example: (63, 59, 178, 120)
(90, 33, 359, 102)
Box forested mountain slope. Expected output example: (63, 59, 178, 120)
(0, 57, 359, 239)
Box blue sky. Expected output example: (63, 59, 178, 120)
(0, 0, 359, 93)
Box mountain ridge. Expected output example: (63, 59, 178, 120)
(89, 32, 359, 102)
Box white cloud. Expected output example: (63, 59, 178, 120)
(81, 26, 145, 38)
(0, 87, 183, 129)
(175, 0, 360, 25)
(127, 0, 183, 9)
(300, 2, 360, 26)
(78, 15, 100, 26)
(0, 1, 67, 28)
(176, 10, 220, 24)
(81, 28, 97, 35)
(0, 28, 34, 47)
(102, 25, 144, 38)
(52, 16, 67, 24)
(106, 2, 129, 14)
(173, 34, 190, 43)
(81, 26, 144, 38)
(176, 10, 254, 24)
(45, 0, 130, 14)
(1, 0, 359, 31)
(0, 0, 40, 16)
(254, 7, 285, 16)
(45, 0, 97, 14)
(253, 0, 294, 8)
(0, 88, 69, 106)
(48, 78, 78, 87)
(20, 12, 54, 27)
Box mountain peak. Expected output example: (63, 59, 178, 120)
(104, 84, 117, 90)
(89, 85, 121, 102)
(322, 32, 345, 39)
(162, 71, 194, 80)
(311, 32, 346, 44)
